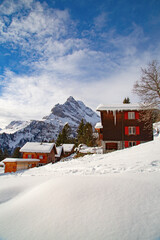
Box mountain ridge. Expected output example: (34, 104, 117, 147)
(0, 97, 100, 152)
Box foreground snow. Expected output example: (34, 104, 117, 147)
(0, 136, 160, 240)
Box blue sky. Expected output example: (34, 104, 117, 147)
(0, 0, 160, 127)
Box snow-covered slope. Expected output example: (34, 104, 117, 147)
(0, 120, 31, 134)
(0, 137, 160, 240)
(0, 97, 100, 151)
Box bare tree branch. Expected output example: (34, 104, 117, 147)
(133, 60, 160, 126)
(133, 60, 160, 107)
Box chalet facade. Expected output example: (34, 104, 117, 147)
(20, 142, 57, 166)
(3, 158, 40, 173)
(96, 104, 153, 152)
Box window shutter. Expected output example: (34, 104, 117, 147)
(125, 126, 129, 135)
(136, 126, 140, 135)
(125, 141, 129, 148)
(136, 141, 140, 145)
(135, 112, 139, 119)
(124, 112, 128, 119)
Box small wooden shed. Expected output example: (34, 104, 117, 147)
(3, 158, 40, 173)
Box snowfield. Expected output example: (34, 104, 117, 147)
(0, 134, 160, 240)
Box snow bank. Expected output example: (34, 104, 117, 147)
(0, 137, 160, 240)
(0, 174, 160, 240)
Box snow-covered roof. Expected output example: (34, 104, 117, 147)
(96, 103, 142, 111)
(62, 144, 75, 153)
(95, 122, 103, 129)
(20, 142, 56, 153)
(3, 158, 40, 163)
(55, 146, 64, 158)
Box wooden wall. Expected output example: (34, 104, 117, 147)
(22, 148, 56, 164)
(101, 110, 153, 142)
(4, 162, 17, 173)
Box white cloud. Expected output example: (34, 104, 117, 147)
(0, 0, 33, 15)
(94, 12, 108, 30)
(0, 1, 72, 57)
(0, 0, 159, 128)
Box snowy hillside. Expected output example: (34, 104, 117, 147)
(0, 97, 100, 151)
(0, 120, 31, 134)
(0, 136, 160, 240)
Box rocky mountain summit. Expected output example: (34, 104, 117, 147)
(0, 97, 100, 152)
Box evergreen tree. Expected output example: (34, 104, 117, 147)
(56, 123, 72, 146)
(77, 119, 85, 145)
(3, 148, 9, 159)
(12, 147, 21, 158)
(77, 120, 95, 147)
(123, 97, 130, 104)
(84, 122, 95, 146)
(56, 132, 63, 146)
(0, 149, 4, 161)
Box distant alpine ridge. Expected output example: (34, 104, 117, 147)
(0, 97, 100, 152)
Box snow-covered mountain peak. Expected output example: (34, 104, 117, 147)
(44, 96, 100, 127)
(0, 97, 100, 151)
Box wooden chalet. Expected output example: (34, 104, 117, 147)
(62, 144, 75, 157)
(3, 158, 40, 173)
(96, 103, 153, 152)
(20, 142, 57, 166)
(55, 146, 65, 161)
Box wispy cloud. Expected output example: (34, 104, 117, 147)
(94, 12, 108, 30)
(0, 0, 159, 128)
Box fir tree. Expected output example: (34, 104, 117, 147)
(77, 119, 85, 145)
(56, 123, 72, 146)
(84, 122, 95, 146)
(0, 149, 4, 161)
(3, 148, 9, 159)
(123, 97, 130, 104)
(56, 133, 62, 146)
(12, 147, 21, 158)
(77, 120, 95, 146)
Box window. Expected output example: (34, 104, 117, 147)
(128, 126, 136, 135)
(129, 141, 136, 147)
(124, 111, 139, 120)
(125, 126, 140, 135)
(128, 112, 135, 119)
(28, 154, 32, 158)
(125, 141, 141, 148)
(39, 155, 43, 159)
(38, 163, 45, 167)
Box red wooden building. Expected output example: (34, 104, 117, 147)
(3, 158, 40, 173)
(20, 142, 57, 166)
(96, 104, 153, 152)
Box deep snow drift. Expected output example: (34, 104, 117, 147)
(0, 134, 160, 240)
